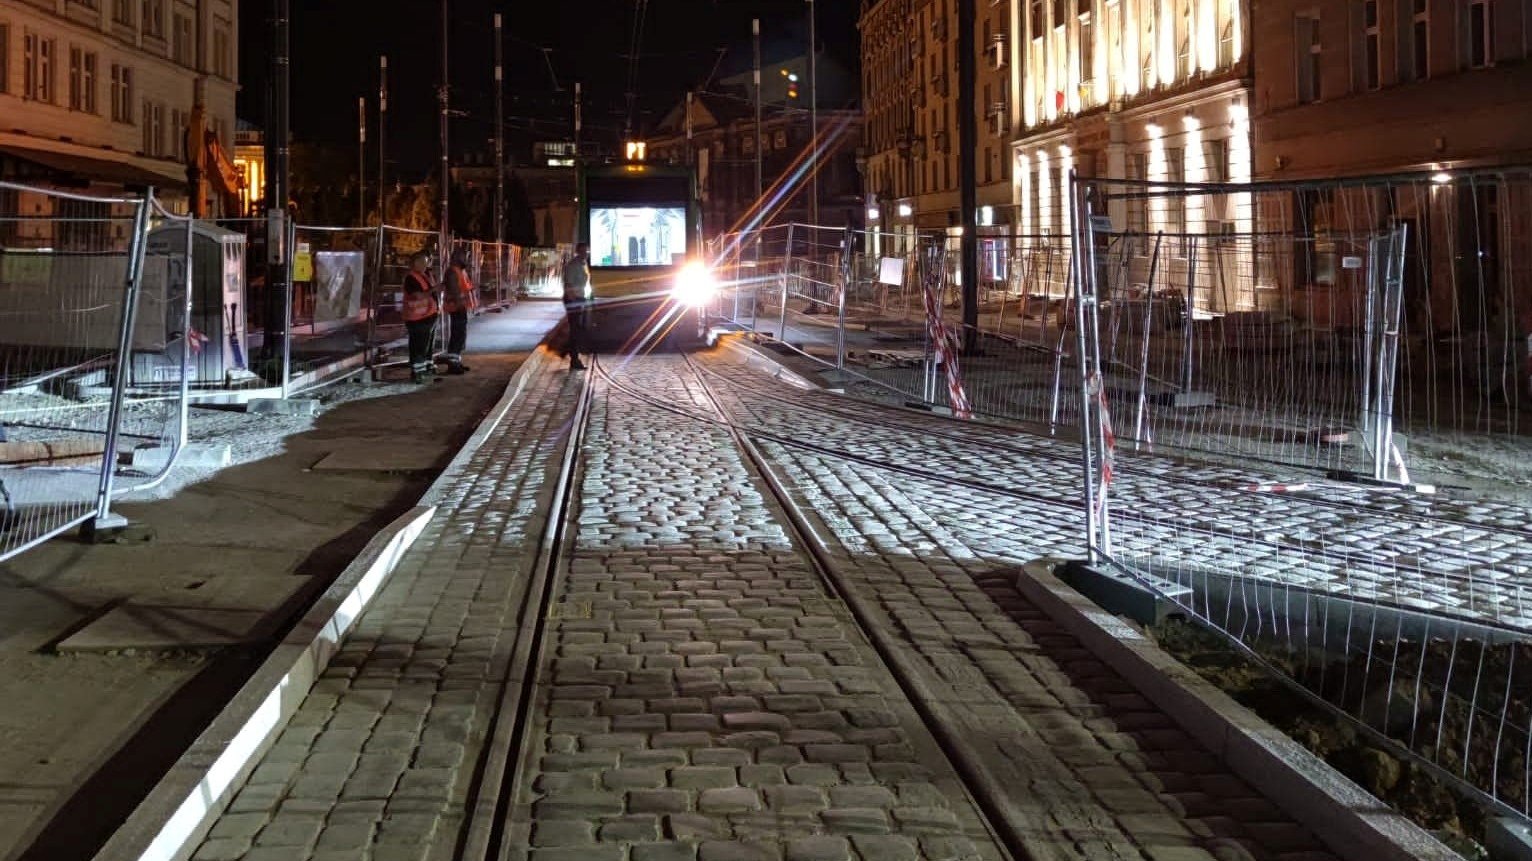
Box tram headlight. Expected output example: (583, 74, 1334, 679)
(673, 261, 717, 307)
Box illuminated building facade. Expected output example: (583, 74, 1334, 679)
(1011, 0, 1252, 305)
(859, 0, 1015, 236)
(0, 0, 238, 205)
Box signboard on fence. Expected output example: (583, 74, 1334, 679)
(878, 257, 905, 286)
(311, 251, 366, 332)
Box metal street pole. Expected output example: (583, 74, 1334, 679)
(378, 55, 388, 225)
(574, 81, 582, 158)
(494, 12, 505, 246)
(957, 0, 978, 353)
(807, 0, 819, 225)
(439, 0, 450, 265)
(357, 96, 366, 227)
(686, 90, 694, 167)
(753, 19, 763, 207)
(261, 0, 290, 375)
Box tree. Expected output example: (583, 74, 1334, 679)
(289, 143, 359, 226)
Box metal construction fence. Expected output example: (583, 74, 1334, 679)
(1072, 171, 1532, 825)
(0, 182, 193, 562)
(708, 165, 1532, 826)
(0, 176, 541, 564)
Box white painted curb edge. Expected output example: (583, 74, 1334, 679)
(1016, 559, 1459, 861)
(94, 347, 554, 861)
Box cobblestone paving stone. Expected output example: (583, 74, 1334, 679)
(190, 367, 583, 861)
(503, 356, 1006, 861)
(698, 355, 1344, 861)
(697, 356, 1532, 629)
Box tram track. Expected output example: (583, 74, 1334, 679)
(458, 372, 595, 861)
(586, 352, 1528, 636)
(693, 354, 1532, 545)
(426, 351, 1469, 861)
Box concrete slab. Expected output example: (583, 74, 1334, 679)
(131, 443, 233, 473)
(245, 398, 320, 417)
(57, 606, 267, 652)
(311, 443, 446, 473)
(1489, 817, 1532, 861)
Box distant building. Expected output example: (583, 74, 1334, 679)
(0, 0, 239, 212)
(451, 145, 577, 247)
(858, 0, 1015, 239)
(647, 87, 863, 237)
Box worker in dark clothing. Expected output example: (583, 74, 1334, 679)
(442, 251, 477, 374)
(401, 253, 440, 383)
(561, 244, 591, 371)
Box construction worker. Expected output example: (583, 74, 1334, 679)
(442, 251, 477, 374)
(561, 244, 592, 371)
(401, 252, 440, 383)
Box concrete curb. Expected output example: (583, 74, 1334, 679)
(1015, 558, 1459, 861)
(715, 333, 819, 391)
(93, 347, 554, 861)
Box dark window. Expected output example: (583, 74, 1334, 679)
(1295, 14, 1322, 103)
(1468, 0, 1490, 68)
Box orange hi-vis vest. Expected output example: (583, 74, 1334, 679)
(443, 265, 478, 314)
(402, 271, 439, 322)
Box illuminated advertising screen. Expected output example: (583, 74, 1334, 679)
(589, 206, 686, 268)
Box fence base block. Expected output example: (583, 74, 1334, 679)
(245, 398, 320, 417)
(1489, 818, 1532, 861)
(1054, 560, 1192, 626)
(80, 512, 140, 544)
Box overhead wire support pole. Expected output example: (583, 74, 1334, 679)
(957, 0, 979, 355)
(808, 0, 819, 225)
(378, 55, 388, 225)
(439, 0, 450, 271)
(494, 12, 505, 248)
(262, 0, 290, 379)
(753, 19, 763, 209)
(358, 96, 366, 227)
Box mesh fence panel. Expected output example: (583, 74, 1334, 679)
(0, 182, 149, 558)
(1074, 172, 1532, 822)
(291, 226, 377, 376)
(113, 204, 195, 494)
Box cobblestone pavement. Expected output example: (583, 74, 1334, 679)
(181, 347, 1431, 861)
(502, 355, 1007, 861)
(698, 356, 1344, 861)
(191, 366, 582, 861)
(695, 353, 1532, 630)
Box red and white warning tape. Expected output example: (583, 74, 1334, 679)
(921, 246, 973, 420)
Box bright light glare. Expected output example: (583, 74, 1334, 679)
(673, 262, 716, 307)
(1432, 172, 1452, 185)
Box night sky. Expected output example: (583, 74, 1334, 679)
(240, 1, 859, 177)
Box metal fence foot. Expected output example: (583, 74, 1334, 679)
(81, 513, 132, 543)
